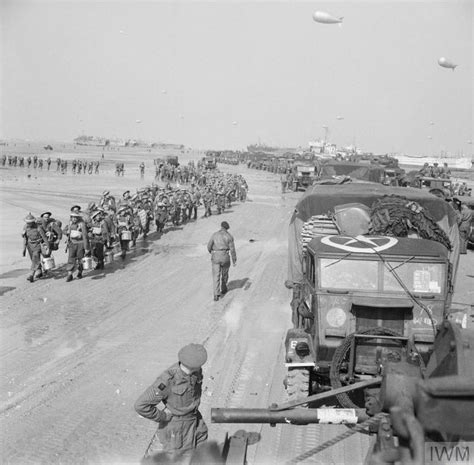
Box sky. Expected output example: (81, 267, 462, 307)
(1, 0, 473, 154)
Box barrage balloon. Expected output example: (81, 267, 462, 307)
(312, 11, 343, 25)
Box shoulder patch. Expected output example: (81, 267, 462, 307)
(158, 383, 166, 391)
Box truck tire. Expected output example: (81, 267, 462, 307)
(285, 368, 310, 405)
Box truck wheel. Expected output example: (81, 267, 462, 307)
(429, 188, 446, 198)
(285, 368, 310, 405)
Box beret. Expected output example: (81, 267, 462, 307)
(178, 344, 207, 369)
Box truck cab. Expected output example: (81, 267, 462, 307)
(285, 235, 450, 407)
(293, 165, 316, 191)
(204, 156, 217, 169)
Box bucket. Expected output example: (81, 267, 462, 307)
(82, 257, 93, 270)
(105, 251, 114, 264)
(42, 256, 55, 270)
(121, 230, 132, 241)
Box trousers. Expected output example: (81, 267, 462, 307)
(91, 238, 105, 262)
(145, 412, 208, 463)
(211, 251, 230, 297)
(67, 242, 85, 272)
(27, 243, 42, 273)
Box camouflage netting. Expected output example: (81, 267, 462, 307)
(368, 195, 452, 251)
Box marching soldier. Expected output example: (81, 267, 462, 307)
(22, 213, 48, 282)
(116, 205, 134, 259)
(64, 210, 90, 282)
(134, 344, 208, 461)
(207, 221, 237, 301)
(154, 202, 168, 234)
(89, 209, 111, 269)
(216, 189, 225, 215)
(203, 188, 213, 218)
(38, 211, 62, 253)
(100, 190, 116, 212)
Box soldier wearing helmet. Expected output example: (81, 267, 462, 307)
(64, 208, 90, 282)
(419, 162, 430, 177)
(22, 213, 48, 282)
(135, 343, 208, 461)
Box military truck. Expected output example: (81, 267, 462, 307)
(292, 165, 317, 191)
(418, 176, 453, 198)
(203, 155, 217, 169)
(285, 182, 460, 408)
(319, 161, 385, 184)
(164, 155, 179, 166)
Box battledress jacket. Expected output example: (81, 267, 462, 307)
(207, 229, 237, 263)
(134, 363, 203, 421)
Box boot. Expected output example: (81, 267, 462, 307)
(66, 273, 73, 282)
(27, 274, 34, 283)
(77, 270, 83, 279)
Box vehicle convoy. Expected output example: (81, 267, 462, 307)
(210, 181, 469, 465)
(284, 182, 460, 408)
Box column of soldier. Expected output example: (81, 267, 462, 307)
(1, 155, 100, 174)
(21, 171, 249, 283)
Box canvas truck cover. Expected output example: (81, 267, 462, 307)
(288, 183, 460, 285)
(320, 161, 384, 184)
(308, 235, 450, 260)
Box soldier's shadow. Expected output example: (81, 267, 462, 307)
(227, 278, 249, 291)
(164, 226, 184, 233)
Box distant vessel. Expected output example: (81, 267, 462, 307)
(396, 155, 472, 170)
(247, 143, 279, 153)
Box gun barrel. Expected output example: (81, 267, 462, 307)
(211, 408, 368, 425)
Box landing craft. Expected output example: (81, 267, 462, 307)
(336, 116, 344, 120)
(438, 57, 458, 71)
(312, 11, 343, 25)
